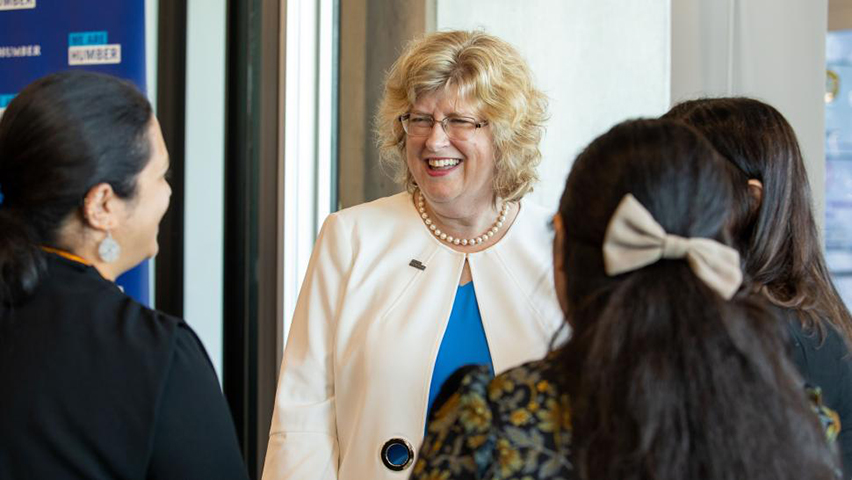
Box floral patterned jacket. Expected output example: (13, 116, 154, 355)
(412, 359, 841, 480)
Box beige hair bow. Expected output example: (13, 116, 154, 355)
(602, 194, 743, 299)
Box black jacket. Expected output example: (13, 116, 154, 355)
(787, 310, 852, 479)
(0, 253, 248, 479)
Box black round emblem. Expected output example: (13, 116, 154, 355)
(381, 438, 414, 471)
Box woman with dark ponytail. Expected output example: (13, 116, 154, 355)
(412, 119, 840, 480)
(664, 97, 852, 478)
(0, 71, 248, 479)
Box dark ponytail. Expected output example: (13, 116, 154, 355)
(556, 119, 838, 480)
(0, 208, 43, 304)
(0, 71, 152, 305)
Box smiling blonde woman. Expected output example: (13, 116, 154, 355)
(262, 30, 563, 480)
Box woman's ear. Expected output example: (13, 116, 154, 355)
(747, 179, 763, 207)
(82, 183, 123, 231)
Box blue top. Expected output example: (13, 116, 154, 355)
(428, 282, 494, 413)
(387, 283, 494, 468)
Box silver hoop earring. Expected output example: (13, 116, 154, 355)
(98, 231, 121, 263)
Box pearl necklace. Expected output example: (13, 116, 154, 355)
(417, 191, 510, 246)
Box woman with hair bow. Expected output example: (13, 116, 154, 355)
(413, 119, 841, 480)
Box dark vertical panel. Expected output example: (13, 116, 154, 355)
(223, 0, 252, 473)
(155, 0, 186, 317)
(224, 0, 281, 477)
(254, 0, 282, 473)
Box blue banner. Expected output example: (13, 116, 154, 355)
(0, 0, 151, 305)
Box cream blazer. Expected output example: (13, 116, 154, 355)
(262, 192, 565, 480)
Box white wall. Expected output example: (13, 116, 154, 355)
(436, 0, 672, 212)
(671, 0, 828, 228)
(183, 0, 227, 381)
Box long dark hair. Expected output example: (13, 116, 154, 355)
(664, 97, 852, 346)
(556, 119, 838, 479)
(0, 71, 153, 305)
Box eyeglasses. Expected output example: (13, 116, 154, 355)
(399, 113, 488, 141)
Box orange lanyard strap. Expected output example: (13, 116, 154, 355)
(40, 246, 92, 266)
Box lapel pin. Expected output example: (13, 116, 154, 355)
(409, 259, 426, 271)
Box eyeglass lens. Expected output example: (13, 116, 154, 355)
(403, 115, 479, 140)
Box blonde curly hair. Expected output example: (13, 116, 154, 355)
(375, 30, 549, 202)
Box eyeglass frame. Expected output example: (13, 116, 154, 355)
(398, 113, 489, 141)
